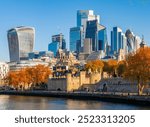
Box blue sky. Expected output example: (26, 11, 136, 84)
(0, 0, 150, 61)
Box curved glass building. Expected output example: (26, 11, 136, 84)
(7, 26, 35, 62)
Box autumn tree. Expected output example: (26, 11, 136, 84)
(85, 60, 104, 73)
(103, 60, 118, 77)
(6, 64, 51, 90)
(117, 60, 127, 77)
(124, 47, 150, 95)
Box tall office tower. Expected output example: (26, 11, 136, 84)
(98, 25, 108, 51)
(70, 26, 84, 52)
(77, 10, 100, 28)
(51, 33, 66, 49)
(125, 29, 135, 53)
(122, 33, 127, 54)
(111, 27, 124, 54)
(83, 38, 92, 54)
(48, 42, 59, 57)
(70, 10, 100, 53)
(48, 33, 66, 56)
(85, 20, 101, 51)
(7, 26, 35, 62)
(134, 36, 141, 50)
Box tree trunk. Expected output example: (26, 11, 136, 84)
(138, 83, 144, 95)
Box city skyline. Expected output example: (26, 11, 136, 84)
(0, 0, 150, 61)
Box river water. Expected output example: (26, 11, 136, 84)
(0, 95, 149, 110)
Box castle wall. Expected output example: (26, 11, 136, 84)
(48, 71, 102, 92)
(48, 78, 67, 91)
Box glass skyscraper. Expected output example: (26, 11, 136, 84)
(111, 27, 125, 54)
(70, 10, 100, 53)
(7, 26, 35, 62)
(98, 25, 107, 51)
(70, 26, 84, 52)
(48, 33, 66, 56)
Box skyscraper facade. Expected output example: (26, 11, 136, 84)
(98, 25, 107, 51)
(86, 20, 99, 51)
(48, 33, 66, 56)
(51, 33, 66, 50)
(70, 26, 84, 52)
(48, 41, 59, 57)
(77, 10, 100, 28)
(7, 26, 35, 62)
(70, 10, 100, 53)
(125, 29, 141, 53)
(111, 27, 125, 54)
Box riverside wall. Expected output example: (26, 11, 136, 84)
(0, 91, 150, 106)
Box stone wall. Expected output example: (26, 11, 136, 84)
(48, 78, 67, 91)
(48, 71, 101, 92)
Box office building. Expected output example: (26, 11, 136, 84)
(7, 26, 35, 62)
(125, 29, 141, 53)
(70, 10, 100, 53)
(70, 26, 84, 52)
(0, 62, 9, 79)
(48, 33, 66, 56)
(85, 20, 102, 51)
(48, 41, 59, 56)
(52, 33, 66, 49)
(83, 38, 92, 54)
(28, 51, 54, 60)
(98, 25, 108, 51)
(111, 27, 125, 54)
(77, 10, 100, 28)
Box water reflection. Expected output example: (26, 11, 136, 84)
(0, 95, 149, 110)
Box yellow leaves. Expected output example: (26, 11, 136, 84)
(85, 60, 104, 73)
(124, 47, 150, 83)
(6, 64, 51, 89)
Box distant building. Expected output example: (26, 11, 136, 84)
(8, 60, 49, 71)
(83, 38, 92, 54)
(48, 71, 101, 92)
(70, 26, 84, 52)
(28, 51, 54, 60)
(85, 20, 107, 52)
(111, 27, 126, 54)
(85, 20, 100, 51)
(51, 33, 66, 49)
(98, 25, 108, 51)
(7, 26, 35, 62)
(48, 41, 59, 56)
(77, 10, 100, 29)
(140, 36, 146, 48)
(70, 10, 100, 53)
(125, 29, 141, 53)
(48, 33, 66, 56)
(0, 62, 9, 85)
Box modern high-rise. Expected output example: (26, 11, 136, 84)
(48, 33, 66, 56)
(85, 20, 99, 51)
(77, 10, 100, 28)
(70, 10, 100, 53)
(7, 26, 35, 62)
(51, 33, 66, 50)
(85, 20, 108, 52)
(98, 25, 108, 51)
(83, 38, 92, 54)
(111, 27, 125, 54)
(70, 26, 84, 52)
(125, 29, 141, 53)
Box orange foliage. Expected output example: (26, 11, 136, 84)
(103, 59, 118, 76)
(85, 60, 104, 73)
(124, 47, 150, 95)
(6, 64, 51, 89)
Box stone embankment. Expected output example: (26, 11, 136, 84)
(0, 91, 150, 106)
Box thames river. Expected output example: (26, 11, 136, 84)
(0, 95, 149, 110)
